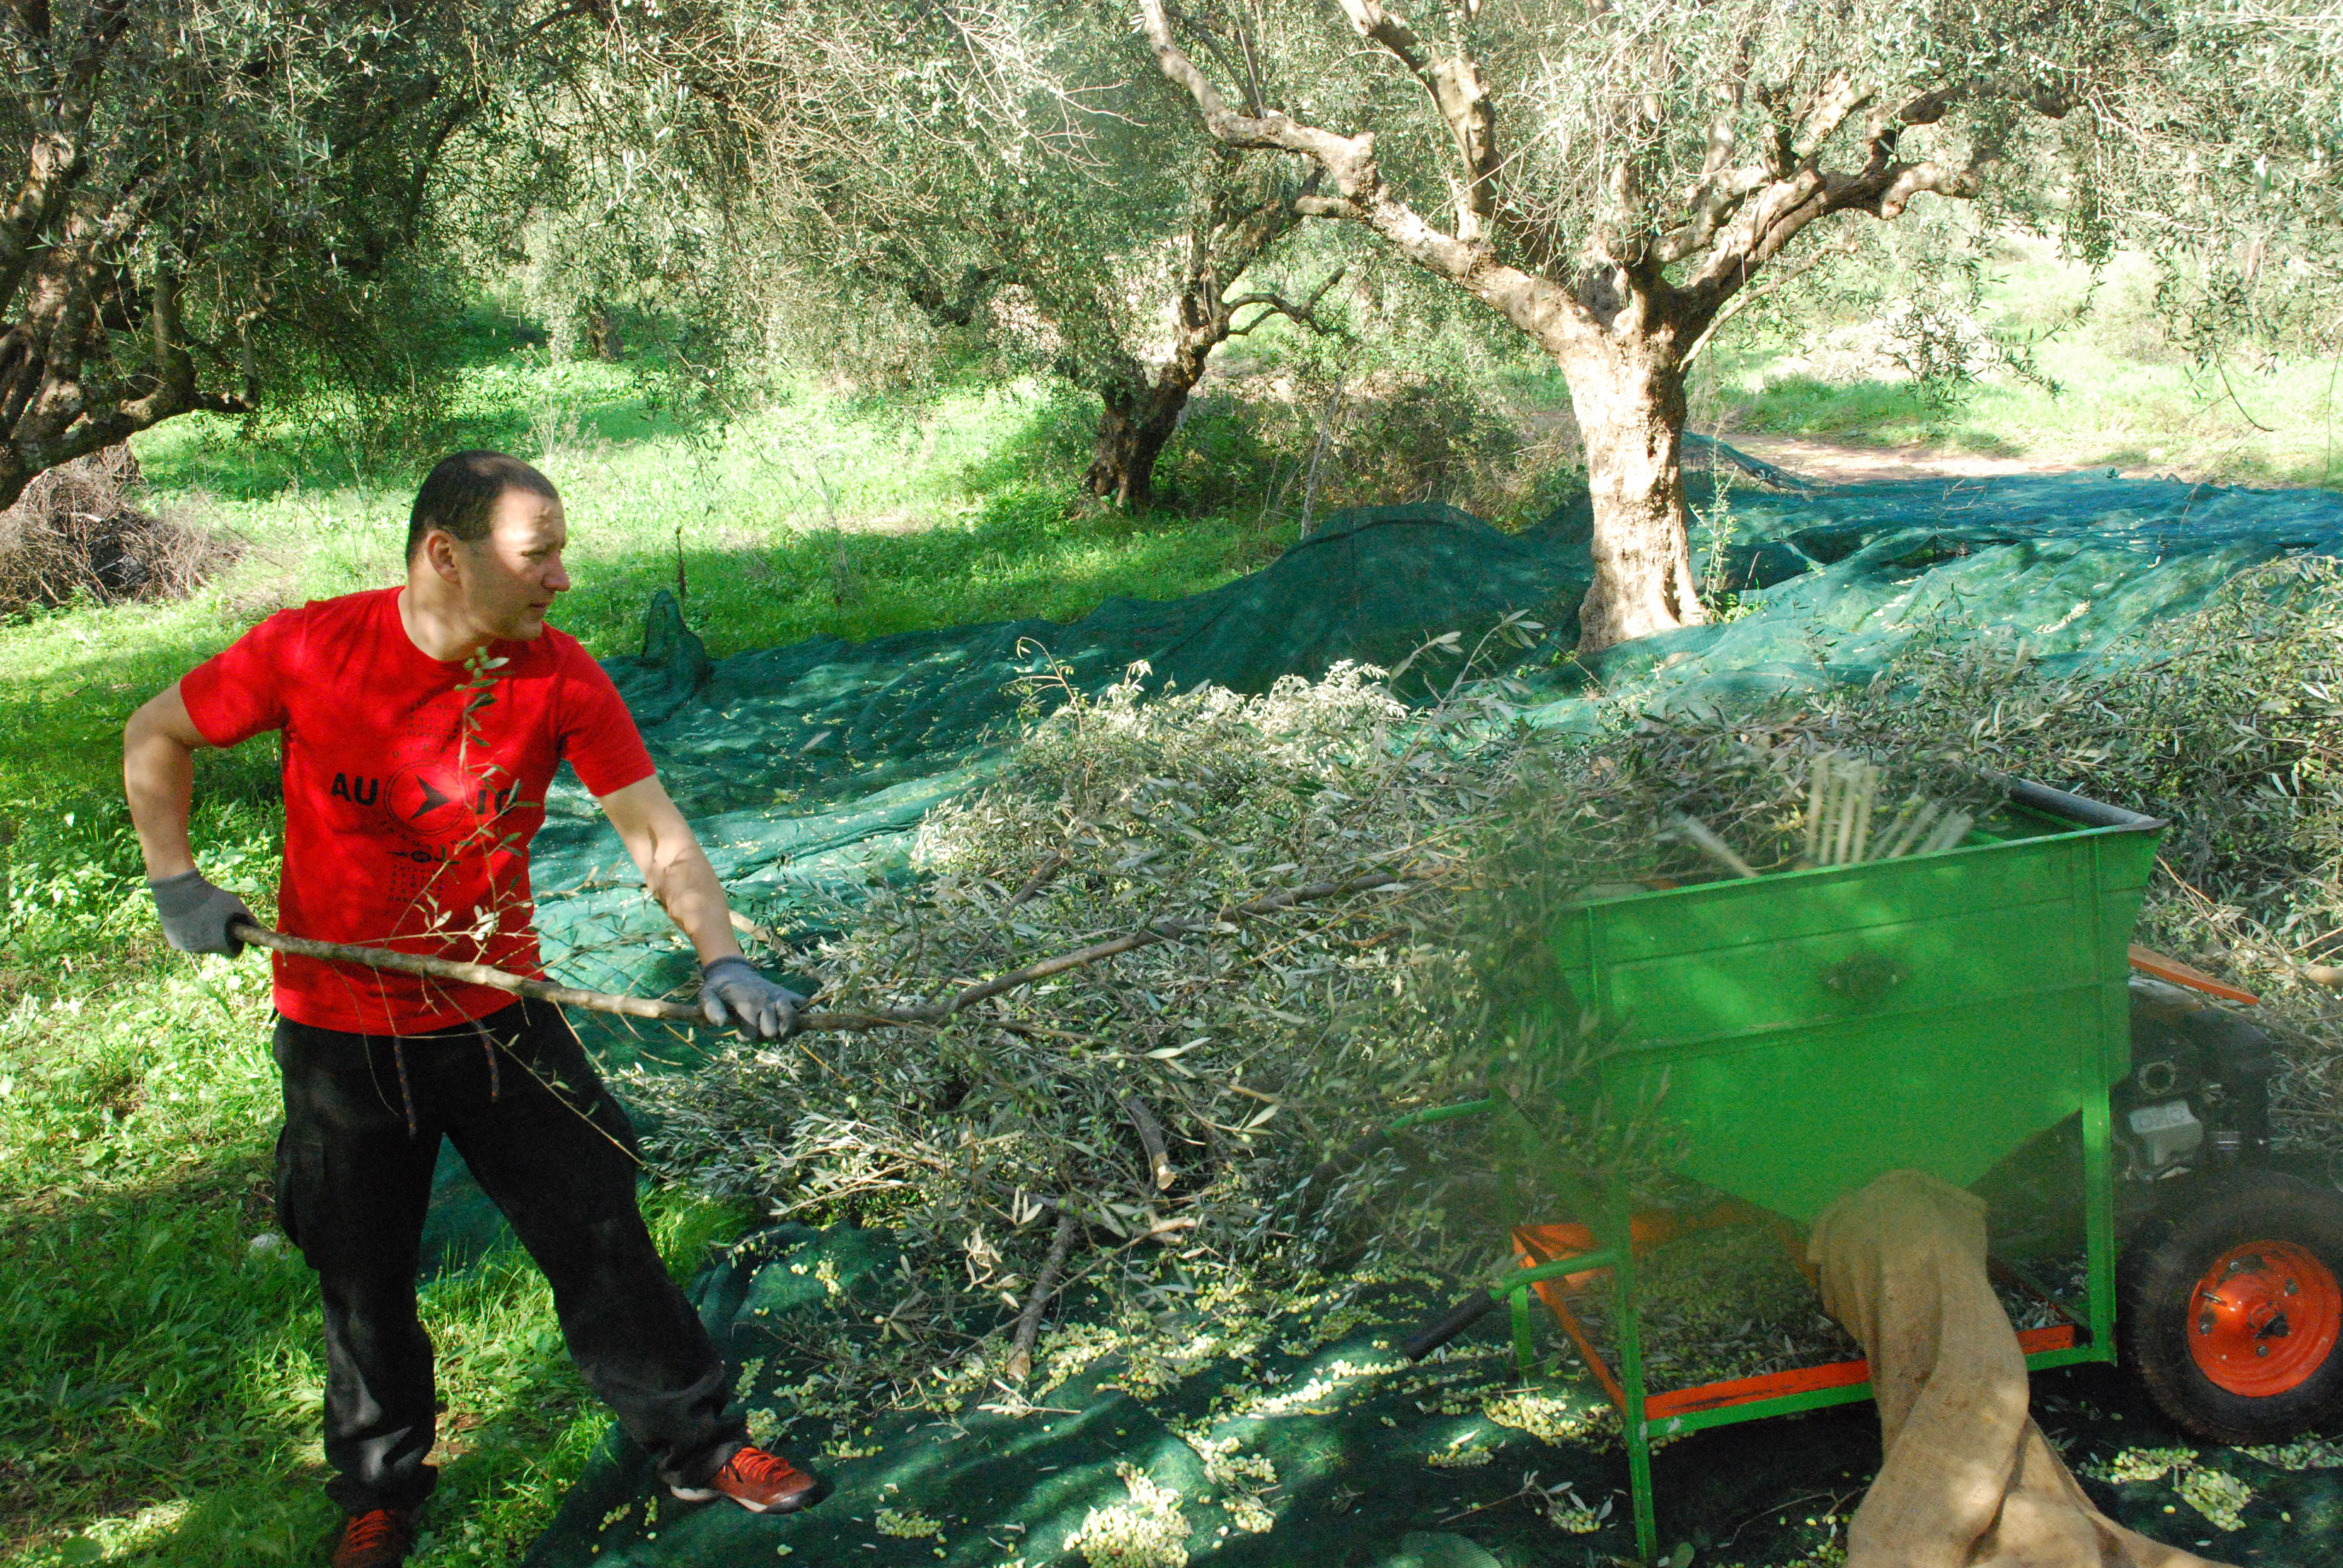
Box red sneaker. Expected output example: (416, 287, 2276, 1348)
(669, 1445, 825, 1514)
(330, 1508, 418, 1568)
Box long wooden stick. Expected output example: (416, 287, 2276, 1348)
(229, 921, 703, 1021)
(221, 866, 1423, 1035)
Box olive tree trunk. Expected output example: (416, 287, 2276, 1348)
(1556, 341, 1703, 648)
(1078, 169, 1330, 509)
(1135, 0, 2010, 652)
(1084, 376, 1194, 507)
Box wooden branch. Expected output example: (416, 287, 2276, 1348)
(0, 129, 85, 305)
(1121, 1094, 1178, 1191)
(1332, 0, 1498, 241)
(1006, 849, 1067, 909)
(1663, 77, 1982, 304)
(1679, 236, 1855, 367)
(231, 920, 704, 1022)
(1224, 266, 1345, 335)
(1654, 165, 1772, 264)
(1004, 1211, 1079, 1382)
(223, 866, 1429, 1035)
(1866, 158, 1984, 220)
(1133, 0, 1584, 350)
(1792, 72, 1875, 163)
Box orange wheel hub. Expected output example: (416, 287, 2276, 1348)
(2187, 1240, 2343, 1396)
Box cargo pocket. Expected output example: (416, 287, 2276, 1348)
(272, 1125, 326, 1259)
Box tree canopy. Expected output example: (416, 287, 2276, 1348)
(0, 0, 593, 509)
(5, 0, 2333, 572)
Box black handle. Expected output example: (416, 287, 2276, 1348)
(2007, 779, 2164, 832)
(1402, 1290, 1498, 1361)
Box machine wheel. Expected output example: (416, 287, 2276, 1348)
(2121, 1170, 2343, 1444)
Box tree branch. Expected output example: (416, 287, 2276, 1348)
(1331, 0, 1499, 242)
(224, 867, 1435, 1034)
(1668, 73, 2002, 332)
(0, 130, 85, 306)
(1134, 0, 1586, 350)
(1224, 266, 1345, 335)
(1792, 71, 1875, 163)
(1004, 1211, 1078, 1382)
(1121, 1094, 1177, 1191)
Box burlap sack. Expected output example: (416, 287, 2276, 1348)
(1810, 1170, 2229, 1568)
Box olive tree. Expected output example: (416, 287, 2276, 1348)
(2085, 2, 2343, 373)
(859, 138, 1345, 506)
(599, 0, 1340, 507)
(1135, 0, 2241, 648)
(0, 0, 588, 510)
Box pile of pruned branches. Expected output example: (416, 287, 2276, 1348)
(625, 650, 1530, 1397)
(0, 446, 238, 615)
(627, 560, 2343, 1414)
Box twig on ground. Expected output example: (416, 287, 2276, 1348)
(1007, 849, 1068, 909)
(1004, 1212, 1079, 1383)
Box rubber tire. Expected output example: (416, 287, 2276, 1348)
(2120, 1169, 2343, 1445)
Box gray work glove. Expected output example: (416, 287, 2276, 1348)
(700, 956, 807, 1040)
(149, 869, 257, 956)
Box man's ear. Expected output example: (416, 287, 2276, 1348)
(423, 529, 465, 584)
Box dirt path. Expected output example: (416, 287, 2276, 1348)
(1711, 433, 2110, 485)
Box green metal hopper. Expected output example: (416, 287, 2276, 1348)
(1399, 780, 2163, 1562)
(1556, 778, 2158, 1223)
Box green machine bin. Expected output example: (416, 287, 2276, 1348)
(1399, 780, 2163, 1561)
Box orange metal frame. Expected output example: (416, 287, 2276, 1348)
(2129, 943, 2259, 1005)
(1511, 1222, 2080, 1423)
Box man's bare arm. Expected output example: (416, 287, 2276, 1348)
(124, 682, 212, 879)
(601, 775, 799, 1039)
(125, 681, 257, 956)
(597, 774, 746, 966)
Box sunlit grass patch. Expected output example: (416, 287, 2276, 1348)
(0, 354, 1273, 1566)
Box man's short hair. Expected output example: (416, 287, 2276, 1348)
(406, 451, 560, 563)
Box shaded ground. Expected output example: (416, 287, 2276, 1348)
(520, 1224, 2343, 1568)
(1712, 432, 2309, 488)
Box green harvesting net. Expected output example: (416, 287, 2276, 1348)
(414, 457, 2343, 1565)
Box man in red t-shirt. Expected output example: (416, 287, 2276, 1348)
(123, 452, 821, 1568)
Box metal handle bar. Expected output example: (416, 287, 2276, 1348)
(2005, 779, 2165, 832)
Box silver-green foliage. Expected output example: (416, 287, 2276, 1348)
(627, 662, 1499, 1298)
(0, 0, 597, 506)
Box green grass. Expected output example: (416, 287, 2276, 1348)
(124, 362, 1283, 668)
(1705, 341, 2343, 486)
(1691, 243, 2343, 489)
(0, 354, 1282, 1565)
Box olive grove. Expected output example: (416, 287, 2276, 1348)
(1135, 0, 2336, 649)
(586, 0, 1352, 508)
(0, 0, 594, 510)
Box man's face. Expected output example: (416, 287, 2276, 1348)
(442, 488, 571, 643)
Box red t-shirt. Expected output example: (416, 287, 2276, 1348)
(180, 587, 655, 1034)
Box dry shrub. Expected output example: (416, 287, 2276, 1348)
(0, 446, 240, 615)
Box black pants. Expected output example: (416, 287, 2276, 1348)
(271, 999, 746, 1514)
